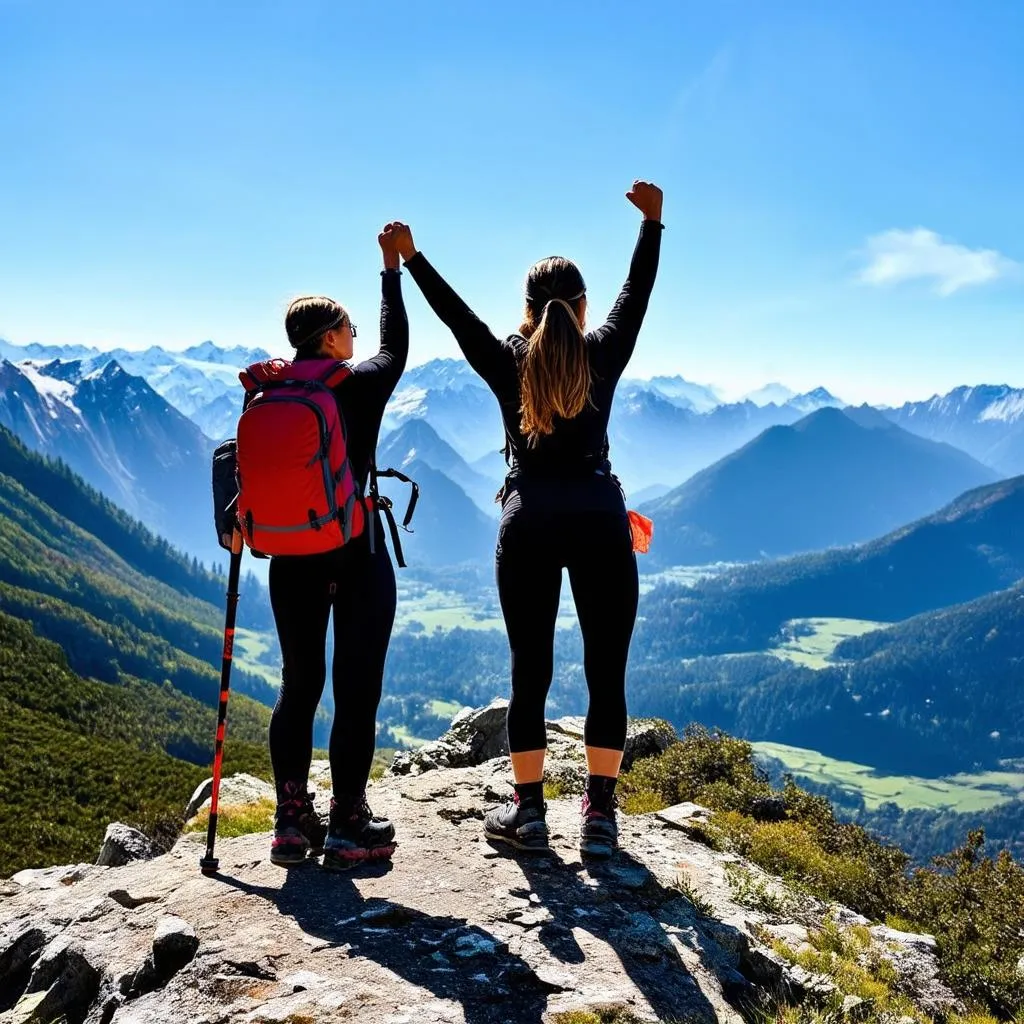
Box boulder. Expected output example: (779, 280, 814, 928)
(10, 864, 100, 891)
(96, 823, 156, 867)
(13, 935, 101, 1024)
(390, 704, 678, 778)
(548, 714, 677, 770)
(131, 916, 200, 996)
(185, 772, 276, 820)
(749, 796, 787, 823)
(868, 925, 963, 1015)
(655, 802, 713, 833)
(389, 699, 510, 775)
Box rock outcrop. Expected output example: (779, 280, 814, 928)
(389, 699, 676, 786)
(0, 707, 959, 1024)
(96, 825, 157, 869)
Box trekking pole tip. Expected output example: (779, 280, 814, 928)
(199, 855, 220, 876)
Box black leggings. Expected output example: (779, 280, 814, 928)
(268, 526, 396, 802)
(496, 485, 639, 754)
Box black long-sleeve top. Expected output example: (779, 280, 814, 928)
(404, 221, 662, 482)
(294, 269, 408, 491)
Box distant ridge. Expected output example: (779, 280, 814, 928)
(640, 405, 999, 566)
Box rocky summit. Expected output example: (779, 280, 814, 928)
(0, 705, 958, 1024)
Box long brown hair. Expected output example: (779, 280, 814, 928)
(518, 257, 591, 444)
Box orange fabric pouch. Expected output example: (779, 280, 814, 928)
(627, 509, 653, 554)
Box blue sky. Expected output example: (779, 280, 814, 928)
(0, 0, 1021, 404)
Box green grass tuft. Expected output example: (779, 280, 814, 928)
(185, 798, 276, 838)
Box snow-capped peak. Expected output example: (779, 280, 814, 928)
(785, 387, 843, 413)
(977, 389, 1024, 424)
(743, 383, 796, 407)
(15, 361, 81, 415)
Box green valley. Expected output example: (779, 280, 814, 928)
(754, 742, 1024, 813)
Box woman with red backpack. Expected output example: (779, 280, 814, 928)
(236, 228, 409, 870)
(388, 181, 663, 858)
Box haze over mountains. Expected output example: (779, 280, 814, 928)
(2, 338, 1024, 573)
(639, 406, 999, 566)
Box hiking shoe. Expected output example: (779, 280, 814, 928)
(322, 794, 397, 871)
(483, 794, 551, 853)
(270, 782, 327, 867)
(580, 793, 618, 859)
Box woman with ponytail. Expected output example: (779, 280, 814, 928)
(389, 181, 663, 857)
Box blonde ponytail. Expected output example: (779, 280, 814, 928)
(519, 297, 593, 444)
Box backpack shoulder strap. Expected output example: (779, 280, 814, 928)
(240, 358, 291, 392)
(319, 361, 353, 389)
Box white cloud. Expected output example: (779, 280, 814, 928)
(857, 228, 1018, 296)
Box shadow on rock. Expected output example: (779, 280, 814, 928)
(217, 864, 552, 1024)
(512, 847, 741, 1023)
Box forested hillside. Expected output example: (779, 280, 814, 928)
(0, 424, 272, 628)
(634, 474, 1024, 657)
(0, 611, 271, 875)
(0, 425, 284, 875)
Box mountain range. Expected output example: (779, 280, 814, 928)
(2, 339, 1024, 572)
(0, 338, 270, 420)
(639, 405, 999, 566)
(383, 360, 846, 491)
(886, 385, 1024, 476)
(0, 358, 218, 564)
(5, 341, 1024, 480)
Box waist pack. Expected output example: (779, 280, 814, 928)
(212, 358, 419, 565)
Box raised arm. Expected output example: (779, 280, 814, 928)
(589, 181, 664, 376)
(351, 227, 409, 396)
(387, 222, 512, 390)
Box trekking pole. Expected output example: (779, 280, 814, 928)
(200, 529, 244, 875)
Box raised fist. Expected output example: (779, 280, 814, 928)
(625, 180, 663, 222)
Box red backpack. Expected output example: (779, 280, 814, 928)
(235, 358, 365, 556)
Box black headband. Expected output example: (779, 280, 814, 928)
(293, 308, 346, 349)
(526, 284, 586, 304)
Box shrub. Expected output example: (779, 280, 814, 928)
(619, 725, 773, 814)
(618, 728, 1024, 1020)
(898, 831, 1024, 1019)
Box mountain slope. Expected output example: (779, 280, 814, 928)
(0, 424, 275, 700)
(0, 609, 271, 875)
(640, 406, 999, 566)
(0, 426, 284, 873)
(635, 473, 1024, 658)
(378, 419, 498, 515)
(0, 424, 271, 624)
(886, 384, 1024, 475)
(377, 458, 494, 566)
(0, 359, 217, 563)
